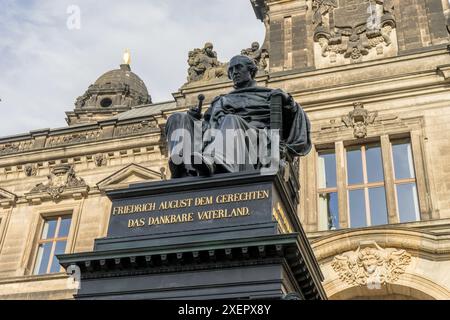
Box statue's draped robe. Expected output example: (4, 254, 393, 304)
(165, 86, 311, 174)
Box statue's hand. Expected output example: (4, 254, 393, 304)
(187, 106, 202, 120)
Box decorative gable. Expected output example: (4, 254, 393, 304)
(97, 163, 162, 191)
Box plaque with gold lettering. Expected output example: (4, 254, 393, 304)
(106, 177, 282, 239)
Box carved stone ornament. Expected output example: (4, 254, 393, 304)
(30, 164, 88, 200)
(94, 153, 107, 167)
(342, 102, 378, 138)
(115, 120, 158, 137)
(331, 241, 412, 286)
(312, 0, 396, 61)
(0, 140, 34, 155)
(186, 42, 228, 83)
(24, 164, 37, 177)
(46, 130, 101, 147)
(241, 41, 269, 72)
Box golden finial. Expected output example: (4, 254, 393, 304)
(123, 49, 131, 65)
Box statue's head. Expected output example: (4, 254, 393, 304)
(204, 42, 214, 56)
(251, 42, 260, 51)
(228, 55, 258, 89)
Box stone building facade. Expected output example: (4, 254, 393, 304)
(1, 0, 450, 299)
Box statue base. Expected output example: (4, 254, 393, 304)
(59, 171, 326, 300)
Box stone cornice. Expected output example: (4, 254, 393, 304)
(0, 115, 162, 159)
(311, 226, 450, 262)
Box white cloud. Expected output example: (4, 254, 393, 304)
(0, 0, 265, 136)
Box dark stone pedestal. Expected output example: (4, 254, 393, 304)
(59, 171, 326, 300)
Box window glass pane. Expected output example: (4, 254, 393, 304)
(317, 151, 337, 189)
(33, 242, 53, 275)
(392, 141, 415, 180)
(349, 189, 367, 228)
(347, 147, 364, 185)
(366, 144, 384, 183)
(318, 192, 339, 231)
(397, 183, 420, 223)
(369, 187, 388, 226)
(49, 241, 67, 273)
(58, 217, 72, 238)
(41, 219, 57, 240)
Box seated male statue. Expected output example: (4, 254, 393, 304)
(165, 55, 311, 178)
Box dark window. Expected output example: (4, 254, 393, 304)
(100, 98, 113, 108)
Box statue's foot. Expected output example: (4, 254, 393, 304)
(168, 158, 187, 178)
(191, 152, 215, 177)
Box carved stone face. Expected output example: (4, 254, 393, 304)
(359, 248, 382, 274)
(25, 165, 33, 176)
(251, 42, 260, 51)
(354, 122, 367, 138)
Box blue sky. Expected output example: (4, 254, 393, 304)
(0, 0, 265, 136)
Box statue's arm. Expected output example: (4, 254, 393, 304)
(271, 89, 297, 113)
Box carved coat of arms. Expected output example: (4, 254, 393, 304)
(342, 102, 378, 138)
(30, 164, 88, 200)
(312, 0, 395, 61)
(331, 241, 411, 287)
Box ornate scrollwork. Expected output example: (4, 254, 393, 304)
(342, 102, 378, 138)
(312, 0, 396, 62)
(0, 140, 34, 156)
(331, 241, 411, 286)
(46, 130, 101, 147)
(115, 120, 158, 137)
(30, 164, 88, 200)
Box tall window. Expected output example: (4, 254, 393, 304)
(392, 139, 420, 223)
(317, 137, 420, 231)
(317, 150, 339, 230)
(346, 143, 388, 228)
(33, 215, 72, 275)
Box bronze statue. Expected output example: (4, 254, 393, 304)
(166, 55, 311, 178)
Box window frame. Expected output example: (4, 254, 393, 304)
(33, 215, 72, 275)
(344, 142, 387, 228)
(316, 147, 340, 230)
(315, 132, 429, 231)
(390, 138, 421, 223)
(24, 203, 82, 276)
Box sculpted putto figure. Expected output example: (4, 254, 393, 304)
(166, 55, 311, 178)
(241, 41, 269, 71)
(187, 43, 227, 82)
